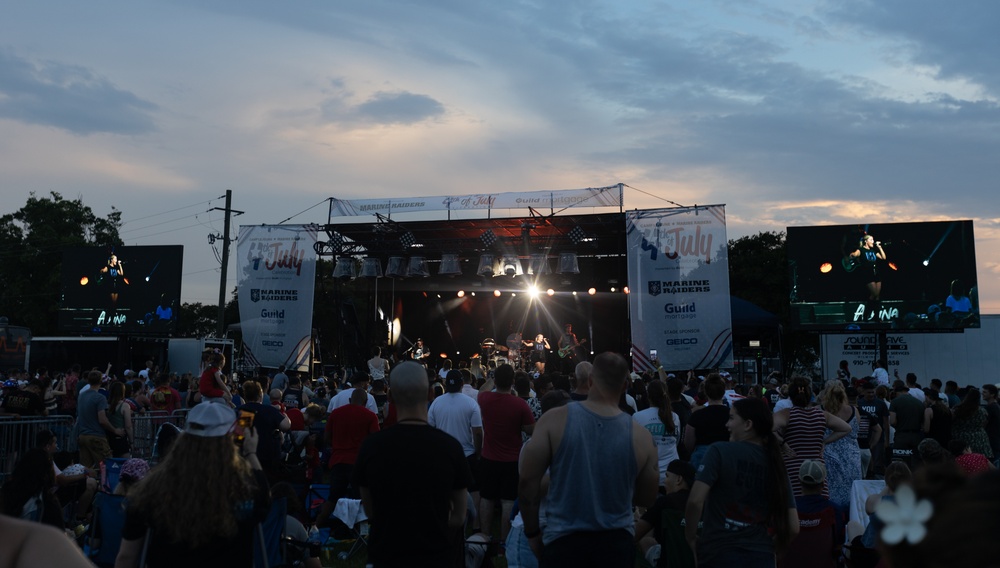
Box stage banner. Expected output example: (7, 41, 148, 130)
(237, 225, 317, 371)
(330, 185, 621, 217)
(627, 206, 733, 372)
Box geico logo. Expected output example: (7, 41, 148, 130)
(261, 340, 284, 347)
(664, 338, 698, 345)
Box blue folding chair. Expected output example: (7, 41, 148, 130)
(304, 484, 330, 522)
(87, 492, 128, 567)
(254, 497, 287, 568)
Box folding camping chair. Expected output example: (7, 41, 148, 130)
(87, 492, 127, 568)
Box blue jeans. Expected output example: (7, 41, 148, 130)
(506, 525, 539, 568)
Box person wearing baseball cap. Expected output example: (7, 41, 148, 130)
(116, 402, 269, 567)
(782, 459, 845, 565)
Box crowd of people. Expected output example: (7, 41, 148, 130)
(1, 349, 999, 567)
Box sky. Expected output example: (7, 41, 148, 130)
(2, 0, 999, 313)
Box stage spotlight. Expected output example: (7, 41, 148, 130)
(480, 229, 497, 247)
(145, 276, 150, 282)
(438, 253, 462, 276)
(623, 287, 630, 294)
(471, 292, 476, 297)
(457, 290, 465, 298)
(477, 254, 496, 277)
(400, 231, 417, 248)
(557, 252, 580, 274)
(333, 257, 357, 280)
(385, 256, 407, 278)
(889, 262, 898, 271)
(568, 225, 586, 244)
(572, 291, 578, 296)
(80, 277, 89, 285)
(360, 257, 383, 278)
(511, 293, 517, 297)
(923, 259, 930, 267)
(502, 256, 519, 277)
(436, 294, 441, 298)
(528, 286, 540, 299)
(820, 263, 833, 274)
(547, 288, 555, 296)
(588, 287, 596, 295)
(494, 290, 501, 297)
(610, 287, 616, 293)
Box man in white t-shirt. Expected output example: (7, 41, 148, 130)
(327, 374, 379, 415)
(429, 370, 484, 523)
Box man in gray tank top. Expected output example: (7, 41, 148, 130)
(518, 352, 659, 567)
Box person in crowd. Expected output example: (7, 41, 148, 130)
(846, 461, 912, 568)
(782, 460, 844, 568)
(0, 514, 95, 568)
(36, 429, 98, 523)
(951, 387, 993, 460)
(916, 438, 951, 468)
(819, 380, 862, 513)
(772, 376, 851, 497)
(478, 363, 535, 543)
(947, 439, 995, 476)
(77, 370, 124, 469)
(943, 380, 961, 407)
(685, 398, 798, 567)
(570, 361, 592, 401)
(352, 361, 473, 567)
(980, 384, 1000, 463)
(107, 381, 134, 459)
(519, 352, 658, 567)
(59, 364, 82, 417)
(270, 483, 322, 568)
(324, 388, 380, 502)
(367, 347, 389, 381)
(922, 387, 952, 448)
(237, 380, 291, 479)
(198, 351, 232, 405)
(632, 380, 681, 485)
(113, 458, 150, 497)
(850, 385, 881, 480)
(270, 365, 289, 394)
(281, 373, 309, 410)
(633, 460, 696, 567)
(858, 379, 890, 476)
(0, 378, 47, 417)
(837, 360, 852, 382)
(684, 374, 731, 471)
(128, 379, 150, 413)
(326, 373, 379, 415)
(149, 373, 182, 413)
(888, 380, 925, 465)
(115, 402, 270, 568)
(0, 448, 64, 530)
(871, 360, 889, 387)
(42, 369, 65, 415)
(428, 369, 484, 529)
(873, 466, 1000, 567)
(515, 372, 542, 421)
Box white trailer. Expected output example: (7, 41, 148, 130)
(820, 314, 1000, 388)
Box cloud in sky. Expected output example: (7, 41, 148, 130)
(1, 0, 999, 311)
(0, 48, 157, 135)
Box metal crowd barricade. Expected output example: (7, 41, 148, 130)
(0, 414, 76, 485)
(130, 409, 189, 463)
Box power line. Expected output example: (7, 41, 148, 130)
(120, 198, 216, 226)
(277, 198, 331, 225)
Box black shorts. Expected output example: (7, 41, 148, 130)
(466, 454, 480, 493)
(478, 457, 518, 501)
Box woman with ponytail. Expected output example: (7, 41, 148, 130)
(633, 380, 681, 484)
(684, 398, 798, 567)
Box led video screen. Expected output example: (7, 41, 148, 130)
(59, 246, 184, 335)
(787, 221, 978, 331)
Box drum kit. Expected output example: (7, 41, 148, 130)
(479, 337, 532, 370)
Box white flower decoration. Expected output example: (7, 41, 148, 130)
(876, 484, 933, 545)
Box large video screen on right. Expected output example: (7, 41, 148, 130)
(787, 220, 978, 331)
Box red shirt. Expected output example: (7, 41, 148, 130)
(199, 367, 224, 398)
(956, 453, 992, 476)
(286, 407, 306, 431)
(478, 391, 535, 462)
(325, 404, 380, 467)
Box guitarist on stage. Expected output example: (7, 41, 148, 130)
(557, 323, 584, 373)
(412, 338, 431, 366)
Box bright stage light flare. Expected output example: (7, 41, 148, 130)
(457, 290, 465, 298)
(528, 286, 540, 299)
(610, 287, 616, 293)
(546, 289, 555, 296)
(588, 287, 596, 295)
(820, 263, 833, 274)
(890, 262, 899, 271)
(80, 277, 89, 285)
(494, 290, 501, 297)
(922, 259, 930, 267)
(623, 287, 630, 294)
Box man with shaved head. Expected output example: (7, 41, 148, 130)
(353, 361, 473, 567)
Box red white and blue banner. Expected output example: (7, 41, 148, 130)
(627, 206, 733, 372)
(330, 185, 622, 217)
(237, 225, 317, 371)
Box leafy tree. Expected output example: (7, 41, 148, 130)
(175, 302, 219, 338)
(727, 231, 788, 319)
(0, 192, 122, 334)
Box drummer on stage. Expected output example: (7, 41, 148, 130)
(523, 333, 550, 374)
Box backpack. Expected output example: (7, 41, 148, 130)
(150, 386, 171, 410)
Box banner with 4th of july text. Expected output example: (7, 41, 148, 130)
(627, 206, 733, 372)
(237, 225, 317, 371)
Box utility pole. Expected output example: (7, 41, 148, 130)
(210, 190, 244, 337)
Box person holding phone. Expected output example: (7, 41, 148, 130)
(236, 381, 290, 480)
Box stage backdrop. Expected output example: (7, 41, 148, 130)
(237, 225, 317, 371)
(627, 206, 733, 372)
